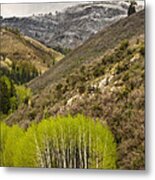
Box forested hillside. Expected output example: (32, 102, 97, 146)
(0, 27, 63, 118)
(1, 9, 145, 170)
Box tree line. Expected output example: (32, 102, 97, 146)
(0, 60, 40, 85)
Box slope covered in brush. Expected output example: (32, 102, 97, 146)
(28, 10, 144, 93)
(6, 10, 145, 169)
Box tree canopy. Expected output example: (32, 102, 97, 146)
(0, 115, 116, 169)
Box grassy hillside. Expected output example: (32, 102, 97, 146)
(5, 10, 145, 169)
(0, 27, 64, 74)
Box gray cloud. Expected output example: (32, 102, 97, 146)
(1, 2, 82, 17)
(1, 1, 144, 18)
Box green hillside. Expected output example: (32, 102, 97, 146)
(3, 10, 145, 169)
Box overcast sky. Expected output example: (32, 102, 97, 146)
(1, 2, 82, 17)
(1, 1, 144, 18)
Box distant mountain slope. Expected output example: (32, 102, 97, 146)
(0, 28, 64, 74)
(6, 10, 145, 169)
(28, 10, 144, 92)
(1, 1, 144, 50)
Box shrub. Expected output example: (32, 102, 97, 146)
(139, 44, 145, 56)
(119, 40, 129, 50)
(102, 55, 114, 65)
(93, 66, 105, 77)
(127, 48, 133, 55)
(78, 85, 86, 94)
(15, 85, 32, 105)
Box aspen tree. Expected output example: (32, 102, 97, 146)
(1, 115, 117, 168)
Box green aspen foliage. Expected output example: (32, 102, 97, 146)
(0, 115, 117, 169)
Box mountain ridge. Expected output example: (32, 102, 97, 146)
(1, 1, 144, 50)
(28, 10, 144, 93)
(0, 28, 64, 75)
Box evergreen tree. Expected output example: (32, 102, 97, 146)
(128, 2, 136, 16)
(0, 78, 11, 114)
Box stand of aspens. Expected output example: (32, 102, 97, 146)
(0, 114, 116, 169)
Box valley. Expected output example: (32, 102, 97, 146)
(0, 2, 145, 170)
